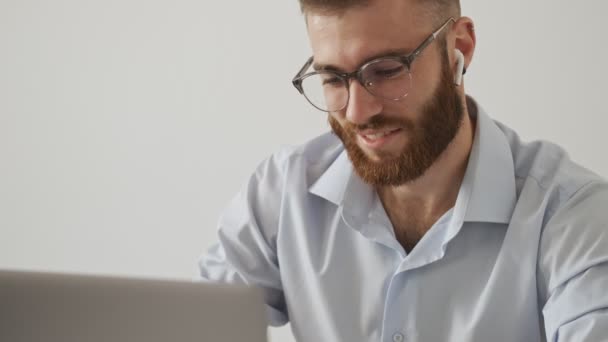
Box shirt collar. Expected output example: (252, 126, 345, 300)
(309, 97, 517, 225)
(461, 97, 516, 223)
(309, 150, 353, 206)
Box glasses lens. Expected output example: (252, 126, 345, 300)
(300, 72, 348, 112)
(361, 59, 412, 100)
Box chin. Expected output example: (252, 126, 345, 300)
(359, 143, 407, 162)
(362, 150, 403, 165)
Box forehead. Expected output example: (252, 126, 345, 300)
(306, 0, 430, 71)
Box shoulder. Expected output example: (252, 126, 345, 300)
(255, 131, 345, 186)
(495, 120, 604, 215)
(216, 132, 345, 245)
(495, 121, 608, 297)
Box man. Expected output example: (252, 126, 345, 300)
(199, 0, 608, 340)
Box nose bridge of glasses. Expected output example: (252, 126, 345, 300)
(346, 71, 383, 113)
(340, 69, 374, 96)
(344, 74, 383, 123)
(340, 71, 373, 104)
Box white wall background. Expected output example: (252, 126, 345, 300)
(1, 1, 607, 341)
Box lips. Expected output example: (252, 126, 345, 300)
(357, 128, 402, 149)
(360, 128, 400, 141)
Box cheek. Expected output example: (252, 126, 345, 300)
(406, 53, 444, 108)
(328, 108, 354, 130)
(406, 77, 433, 111)
(328, 112, 346, 133)
(328, 111, 343, 125)
(382, 94, 421, 125)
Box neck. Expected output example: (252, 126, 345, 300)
(378, 97, 477, 219)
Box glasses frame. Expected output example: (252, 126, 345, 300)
(292, 17, 456, 112)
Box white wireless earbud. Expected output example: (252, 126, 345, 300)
(454, 49, 465, 85)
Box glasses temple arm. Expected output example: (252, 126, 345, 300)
(295, 57, 314, 79)
(406, 17, 455, 63)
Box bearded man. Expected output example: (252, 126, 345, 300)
(199, 0, 608, 340)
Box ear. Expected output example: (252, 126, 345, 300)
(450, 17, 476, 79)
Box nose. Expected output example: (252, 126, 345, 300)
(344, 79, 383, 125)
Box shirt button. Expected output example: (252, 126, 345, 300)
(392, 332, 404, 342)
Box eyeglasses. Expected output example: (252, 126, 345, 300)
(292, 17, 455, 112)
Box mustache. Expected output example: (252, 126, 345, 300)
(343, 114, 415, 133)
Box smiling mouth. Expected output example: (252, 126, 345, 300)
(358, 128, 401, 141)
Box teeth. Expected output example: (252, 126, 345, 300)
(363, 130, 394, 140)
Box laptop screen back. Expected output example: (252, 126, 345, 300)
(0, 270, 268, 342)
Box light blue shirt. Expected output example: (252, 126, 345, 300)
(199, 98, 608, 341)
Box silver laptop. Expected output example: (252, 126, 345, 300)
(0, 270, 268, 342)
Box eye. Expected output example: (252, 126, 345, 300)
(374, 65, 405, 79)
(321, 75, 343, 87)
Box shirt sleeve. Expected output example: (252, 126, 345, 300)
(198, 151, 291, 327)
(538, 181, 608, 341)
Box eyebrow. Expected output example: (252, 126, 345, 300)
(312, 48, 411, 73)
